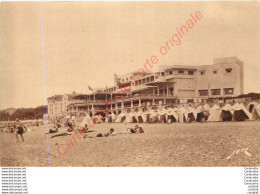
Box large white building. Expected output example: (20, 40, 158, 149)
(47, 92, 86, 119)
(48, 56, 244, 117)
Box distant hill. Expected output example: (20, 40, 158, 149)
(0, 105, 47, 121)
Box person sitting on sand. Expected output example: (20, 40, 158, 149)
(134, 125, 144, 133)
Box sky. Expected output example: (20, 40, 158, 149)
(1, 1, 260, 109)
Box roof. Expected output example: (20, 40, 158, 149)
(160, 65, 198, 71)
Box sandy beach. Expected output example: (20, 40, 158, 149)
(1, 121, 259, 167)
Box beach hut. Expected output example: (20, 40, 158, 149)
(115, 112, 123, 123)
(178, 106, 187, 123)
(232, 104, 252, 121)
(195, 105, 209, 122)
(207, 104, 223, 122)
(247, 102, 259, 113)
(251, 104, 260, 120)
(167, 107, 178, 123)
(184, 107, 197, 122)
(221, 104, 233, 121)
(203, 103, 211, 111)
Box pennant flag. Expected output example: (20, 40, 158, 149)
(88, 85, 93, 91)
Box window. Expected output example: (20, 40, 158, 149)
(151, 76, 154, 81)
(169, 71, 173, 75)
(159, 89, 164, 94)
(170, 87, 174, 95)
(225, 68, 232, 73)
(178, 70, 184, 74)
(200, 71, 205, 75)
(211, 89, 221, 95)
(142, 79, 145, 83)
(146, 77, 150, 82)
(161, 72, 165, 76)
(213, 70, 218, 74)
(135, 81, 138, 85)
(199, 90, 208, 96)
(224, 88, 234, 95)
(138, 80, 142, 84)
(188, 70, 194, 75)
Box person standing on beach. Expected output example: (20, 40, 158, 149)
(71, 114, 76, 127)
(15, 119, 26, 143)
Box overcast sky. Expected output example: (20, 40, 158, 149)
(1, 1, 260, 109)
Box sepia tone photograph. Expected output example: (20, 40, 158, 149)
(0, 1, 260, 167)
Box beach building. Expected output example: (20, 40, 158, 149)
(48, 56, 244, 118)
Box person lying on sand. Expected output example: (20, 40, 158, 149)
(76, 124, 88, 139)
(126, 125, 144, 134)
(78, 124, 88, 133)
(49, 128, 58, 133)
(51, 133, 72, 138)
(97, 128, 116, 137)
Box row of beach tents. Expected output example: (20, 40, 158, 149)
(75, 102, 260, 126)
(198, 102, 260, 122)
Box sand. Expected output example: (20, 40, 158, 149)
(1, 121, 259, 167)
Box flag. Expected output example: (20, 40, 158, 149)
(88, 85, 93, 91)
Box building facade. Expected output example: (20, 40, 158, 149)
(48, 56, 244, 118)
(47, 92, 86, 119)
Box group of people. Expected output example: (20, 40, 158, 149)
(96, 125, 144, 137)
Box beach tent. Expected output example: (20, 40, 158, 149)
(115, 112, 123, 123)
(149, 109, 159, 123)
(222, 104, 233, 111)
(111, 112, 116, 123)
(178, 107, 187, 123)
(251, 104, 260, 120)
(207, 108, 222, 122)
(184, 107, 197, 122)
(221, 110, 233, 121)
(211, 104, 220, 110)
(195, 105, 203, 112)
(167, 108, 178, 123)
(203, 103, 211, 111)
(232, 104, 252, 121)
(220, 104, 233, 121)
(247, 102, 259, 113)
(140, 112, 147, 123)
(232, 103, 240, 110)
(207, 104, 224, 122)
(195, 105, 209, 122)
(172, 107, 179, 121)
